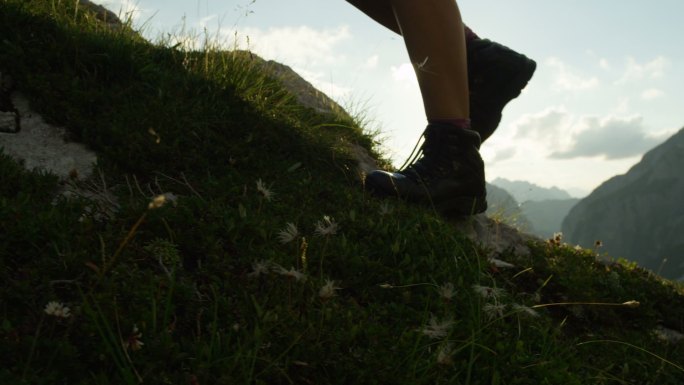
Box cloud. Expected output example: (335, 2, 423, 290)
(101, 0, 146, 22)
(617, 56, 669, 84)
(364, 55, 379, 70)
(489, 147, 517, 163)
(220, 25, 352, 69)
(513, 107, 573, 144)
(551, 116, 662, 159)
(391, 63, 418, 85)
(545, 57, 599, 91)
(641, 88, 665, 100)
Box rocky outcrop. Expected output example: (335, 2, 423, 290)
(562, 127, 684, 280)
(485, 183, 533, 232)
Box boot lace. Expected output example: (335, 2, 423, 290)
(397, 126, 445, 181)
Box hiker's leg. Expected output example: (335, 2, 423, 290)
(390, 0, 469, 120)
(347, 0, 479, 39)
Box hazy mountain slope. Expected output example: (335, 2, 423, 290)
(563, 127, 684, 280)
(491, 177, 573, 202)
(521, 198, 580, 239)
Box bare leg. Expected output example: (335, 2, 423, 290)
(390, 0, 469, 120)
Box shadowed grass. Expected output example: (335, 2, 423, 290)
(1, 1, 683, 384)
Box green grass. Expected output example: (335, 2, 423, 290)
(1, 1, 683, 384)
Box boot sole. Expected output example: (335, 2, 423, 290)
(366, 181, 487, 217)
(435, 196, 488, 217)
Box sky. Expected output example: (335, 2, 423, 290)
(101, 0, 684, 197)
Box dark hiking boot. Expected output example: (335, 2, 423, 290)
(365, 123, 487, 217)
(467, 38, 536, 141)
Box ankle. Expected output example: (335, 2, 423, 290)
(428, 118, 471, 130)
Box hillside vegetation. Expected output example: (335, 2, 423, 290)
(1, 1, 683, 384)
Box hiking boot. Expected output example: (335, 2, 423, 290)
(467, 38, 536, 141)
(365, 123, 487, 216)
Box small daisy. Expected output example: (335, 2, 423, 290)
(472, 284, 506, 300)
(512, 304, 539, 318)
(318, 279, 341, 300)
(549, 232, 563, 246)
(255, 179, 275, 201)
(247, 260, 273, 278)
(420, 316, 454, 340)
(44, 301, 71, 319)
(277, 222, 299, 244)
(488, 257, 515, 269)
(314, 216, 338, 236)
(123, 324, 144, 351)
(483, 303, 507, 321)
(275, 265, 307, 282)
(378, 202, 393, 216)
(436, 342, 454, 366)
(653, 326, 684, 344)
(437, 282, 456, 301)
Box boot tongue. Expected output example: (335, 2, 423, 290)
(427, 123, 482, 150)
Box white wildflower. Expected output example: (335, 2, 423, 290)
(436, 342, 454, 366)
(483, 303, 507, 321)
(248, 260, 273, 278)
(512, 304, 539, 318)
(488, 257, 515, 269)
(44, 301, 71, 319)
(319, 279, 341, 300)
(420, 316, 454, 340)
(472, 284, 506, 300)
(277, 222, 299, 244)
(123, 324, 144, 351)
(378, 202, 393, 216)
(437, 282, 456, 301)
(255, 179, 274, 201)
(314, 216, 338, 236)
(275, 265, 307, 282)
(549, 232, 563, 246)
(653, 326, 684, 344)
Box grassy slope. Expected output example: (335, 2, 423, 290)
(1, 1, 683, 384)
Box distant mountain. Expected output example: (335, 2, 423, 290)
(520, 199, 580, 239)
(491, 178, 573, 203)
(485, 183, 532, 232)
(562, 127, 684, 280)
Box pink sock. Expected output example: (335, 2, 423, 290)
(429, 118, 471, 130)
(464, 25, 479, 41)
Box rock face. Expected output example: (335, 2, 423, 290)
(562, 127, 684, 280)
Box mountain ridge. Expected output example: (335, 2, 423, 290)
(563, 127, 684, 280)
